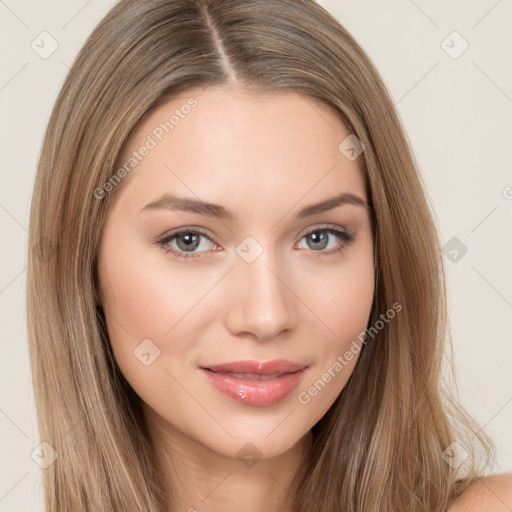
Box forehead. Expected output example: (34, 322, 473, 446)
(113, 86, 367, 215)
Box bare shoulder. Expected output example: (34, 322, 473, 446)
(448, 473, 512, 511)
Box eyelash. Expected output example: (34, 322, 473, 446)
(155, 224, 355, 261)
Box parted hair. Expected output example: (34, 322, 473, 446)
(27, 0, 494, 510)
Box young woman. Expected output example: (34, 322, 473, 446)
(27, 0, 512, 510)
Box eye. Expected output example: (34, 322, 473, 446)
(156, 227, 219, 261)
(296, 226, 354, 256)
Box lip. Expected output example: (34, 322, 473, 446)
(203, 359, 307, 375)
(200, 359, 309, 407)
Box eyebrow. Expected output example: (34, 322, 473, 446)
(140, 191, 370, 221)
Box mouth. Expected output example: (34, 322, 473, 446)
(200, 359, 307, 375)
(202, 368, 292, 381)
(199, 360, 309, 407)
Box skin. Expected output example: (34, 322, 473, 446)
(448, 474, 512, 512)
(97, 85, 375, 512)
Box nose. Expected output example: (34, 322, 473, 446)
(224, 252, 299, 341)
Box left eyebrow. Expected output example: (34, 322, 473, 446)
(296, 192, 371, 218)
(140, 191, 371, 221)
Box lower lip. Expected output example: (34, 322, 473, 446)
(200, 368, 307, 407)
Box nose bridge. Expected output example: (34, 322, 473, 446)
(224, 242, 298, 340)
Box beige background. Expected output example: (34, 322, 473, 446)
(1, 0, 511, 510)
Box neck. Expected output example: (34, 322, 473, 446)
(143, 406, 313, 512)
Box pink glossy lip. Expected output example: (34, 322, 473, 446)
(199, 359, 308, 407)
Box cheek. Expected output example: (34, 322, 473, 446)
(97, 225, 225, 379)
(97, 226, 179, 366)
(293, 249, 374, 415)
(301, 249, 375, 350)
(326, 265, 374, 343)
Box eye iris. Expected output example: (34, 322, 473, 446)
(307, 231, 328, 250)
(176, 233, 200, 251)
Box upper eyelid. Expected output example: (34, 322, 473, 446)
(299, 224, 349, 237)
(159, 226, 219, 246)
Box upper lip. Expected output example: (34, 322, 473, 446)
(201, 359, 308, 375)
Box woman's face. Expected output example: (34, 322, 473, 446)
(97, 85, 374, 461)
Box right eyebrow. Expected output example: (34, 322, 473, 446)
(140, 194, 240, 222)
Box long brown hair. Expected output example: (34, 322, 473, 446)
(27, 0, 494, 510)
